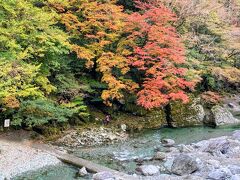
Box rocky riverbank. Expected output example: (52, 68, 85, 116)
(54, 127, 128, 147)
(84, 130, 240, 180)
(1, 128, 240, 180)
(0, 130, 61, 179)
(130, 130, 240, 180)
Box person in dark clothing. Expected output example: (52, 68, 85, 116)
(103, 115, 111, 125)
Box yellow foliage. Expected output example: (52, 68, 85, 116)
(212, 67, 240, 86)
(2, 96, 20, 109)
(56, 0, 136, 105)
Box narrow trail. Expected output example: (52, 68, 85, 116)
(32, 143, 138, 180)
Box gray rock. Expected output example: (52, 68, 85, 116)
(137, 165, 159, 176)
(208, 167, 232, 180)
(192, 104, 205, 123)
(211, 105, 240, 126)
(120, 124, 127, 131)
(182, 175, 205, 180)
(228, 103, 235, 108)
(171, 154, 198, 175)
(202, 138, 230, 155)
(146, 174, 180, 180)
(225, 99, 240, 116)
(161, 139, 175, 147)
(231, 175, 240, 180)
(169, 147, 180, 153)
(228, 165, 240, 175)
(164, 157, 174, 172)
(78, 167, 88, 177)
(146, 174, 204, 180)
(93, 171, 115, 180)
(153, 152, 166, 161)
(233, 130, 240, 140)
(179, 144, 194, 153)
(207, 160, 221, 168)
(165, 147, 179, 153)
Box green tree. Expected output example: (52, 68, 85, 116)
(0, 0, 69, 105)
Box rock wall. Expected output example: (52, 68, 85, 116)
(90, 95, 240, 130)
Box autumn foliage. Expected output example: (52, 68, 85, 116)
(54, 0, 138, 106)
(125, 0, 195, 109)
(52, 0, 196, 109)
(1, 0, 239, 128)
(201, 91, 222, 105)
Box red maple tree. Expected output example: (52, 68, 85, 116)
(126, 0, 195, 109)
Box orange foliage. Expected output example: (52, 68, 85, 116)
(125, 0, 196, 109)
(201, 91, 222, 105)
(56, 0, 137, 105)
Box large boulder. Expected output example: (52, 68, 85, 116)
(171, 154, 198, 175)
(207, 167, 232, 180)
(171, 98, 206, 127)
(204, 105, 240, 126)
(202, 138, 230, 155)
(136, 165, 160, 176)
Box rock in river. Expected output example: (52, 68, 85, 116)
(171, 154, 198, 175)
(161, 139, 175, 147)
(93, 171, 115, 180)
(136, 165, 160, 176)
(153, 152, 166, 161)
(78, 167, 88, 177)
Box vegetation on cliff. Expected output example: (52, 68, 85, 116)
(0, 0, 239, 130)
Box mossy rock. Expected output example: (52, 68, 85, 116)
(110, 110, 166, 131)
(171, 99, 205, 127)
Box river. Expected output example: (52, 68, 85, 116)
(15, 125, 240, 180)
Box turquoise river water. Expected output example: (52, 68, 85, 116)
(15, 125, 240, 180)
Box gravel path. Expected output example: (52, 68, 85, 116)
(0, 131, 61, 179)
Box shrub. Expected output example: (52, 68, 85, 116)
(201, 91, 222, 106)
(12, 99, 74, 127)
(211, 67, 240, 90)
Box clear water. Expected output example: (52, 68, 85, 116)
(16, 125, 240, 180)
(14, 164, 92, 180)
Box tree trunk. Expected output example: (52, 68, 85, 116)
(164, 103, 174, 128)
